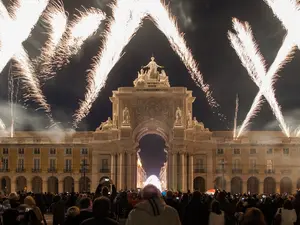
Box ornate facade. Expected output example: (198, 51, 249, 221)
(0, 58, 300, 194)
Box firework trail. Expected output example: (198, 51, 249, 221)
(0, 0, 49, 74)
(51, 7, 105, 72)
(73, 0, 220, 127)
(13, 47, 55, 125)
(228, 19, 295, 138)
(7, 61, 14, 137)
(73, 0, 147, 127)
(264, 0, 300, 48)
(39, 0, 68, 77)
(233, 94, 239, 139)
(0, 118, 5, 131)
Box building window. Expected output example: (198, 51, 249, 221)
(233, 149, 240, 155)
(49, 148, 56, 155)
(267, 159, 273, 170)
(283, 148, 289, 156)
(233, 159, 240, 169)
(33, 148, 40, 154)
(196, 159, 204, 169)
(2, 148, 8, 155)
(2, 158, 8, 170)
(81, 148, 88, 155)
(18, 148, 24, 155)
(65, 148, 72, 155)
(250, 159, 257, 168)
(250, 148, 256, 154)
(219, 159, 225, 169)
(50, 158, 56, 169)
(33, 158, 40, 170)
(101, 159, 109, 170)
(267, 148, 273, 154)
(217, 149, 224, 155)
(65, 159, 72, 171)
(17, 158, 24, 169)
(81, 159, 88, 167)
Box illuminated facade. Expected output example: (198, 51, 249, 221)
(159, 162, 167, 191)
(0, 57, 300, 194)
(137, 153, 147, 188)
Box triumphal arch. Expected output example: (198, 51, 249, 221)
(92, 57, 214, 191)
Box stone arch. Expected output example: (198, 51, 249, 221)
(297, 178, 300, 189)
(193, 176, 205, 192)
(231, 177, 242, 194)
(63, 176, 74, 193)
(79, 176, 91, 193)
(16, 176, 27, 192)
(132, 119, 170, 143)
(264, 177, 276, 194)
(0, 176, 11, 193)
(32, 176, 42, 193)
(215, 176, 226, 190)
(48, 176, 58, 193)
(247, 176, 259, 194)
(280, 177, 292, 194)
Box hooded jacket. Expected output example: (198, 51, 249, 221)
(126, 197, 181, 225)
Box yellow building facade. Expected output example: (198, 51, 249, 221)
(0, 58, 299, 194)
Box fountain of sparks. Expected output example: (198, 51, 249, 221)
(144, 175, 162, 192)
(233, 94, 239, 140)
(228, 18, 295, 138)
(72, 0, 221, 128)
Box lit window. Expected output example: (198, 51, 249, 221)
(267, 148, 273, 154)
(283, 148, 289, 155)
(250, 148, 256, 154)
(219, 159, 225, 169)
(233, 149, 240, 154)
(217, 149, 224, 155)
(49, 148, 56, 155)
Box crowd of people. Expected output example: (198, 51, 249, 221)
(0, 184, 299, 225)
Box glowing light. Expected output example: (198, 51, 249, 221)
(144, 175, 162, 192)
(137, 158, 142, 167)
(0, 118, 5, 131)
(0, 0, 49, 73)
(39, 0, 68, 76)
(228, 18, 294, 138)
(73, 0, 219, 127)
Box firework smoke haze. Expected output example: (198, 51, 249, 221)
(229, 19, 294, 138)
(0, 0, 49, 73)
(53, 7, 106, 71)
(73, 0, 146, 127)
(73, 0, 219, 127)
(0, 118, 5, 130)
(39, 0, 68, 76)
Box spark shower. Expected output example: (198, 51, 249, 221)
(0, 0, 299, 138)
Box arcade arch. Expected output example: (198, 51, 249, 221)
(16, 176, 27, 192)
(264, 177, 276, 194)
(231, 177, 242, 194)
(0, 176, 10, 193)
(79, 177, 91, 192)
(280, 177, 292, 194)
(193, 176, 205, 192)
(32, 176, 42, 193)
(48, 176, 58, 193)
(215, 177, 226, 190)
(247, 177, 259, 194)
(63, 176, 74, 193)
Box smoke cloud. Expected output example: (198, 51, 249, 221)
(169, 0, 196, 31)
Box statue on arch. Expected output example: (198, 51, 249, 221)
(97, 117, 113, 131)
(113, 113, 118, 127)
(193, 117, 205, 131)
(175, 107, 182, 126)
(122, 107, 130, 125)
(143, 56, 164, 81)
(187, 110, 193, 128)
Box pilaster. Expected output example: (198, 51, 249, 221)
(118, 153, 124, 190)
(167, 151, 173, 190)
(206, 150, 214, 189)
(188, 154, 194, 191)
(42, 179, 47, 193)
(172, 153, 178, 191)
(74, 181, 79, 193)
(180, 153, 186, 191)
(110, 153, 116, 184)
(58, 180, 63, 193)
(127, 152, 133, 189)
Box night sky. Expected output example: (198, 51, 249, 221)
(0, 0, 300, 174)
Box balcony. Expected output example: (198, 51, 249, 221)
(99, 168, 110, 173)
(0, 168, 10, 172)
(194, 168, 206, 173)
(281, 169, 292, 175)
(48, 168, 57, 173)
(16, 168, 25, 173)
(64, 168, 73, 173)
(32, 168, 41, 173)
(232, 168, 242, 174)
(215, 169, 225, 174)
(79, 168, 90, 173)
(265, 169, 275, 174)
(248, 169, 259, 174)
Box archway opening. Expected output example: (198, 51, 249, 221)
(138, 134, 167, 189)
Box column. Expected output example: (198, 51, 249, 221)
(42, 179, 48, 193)
(118, 153, 124, 190)
(74, 181, 79, 193)
(11, 178, 16, 192)
(110, 154, 115, 183)
(167, 152, 173, 190)
(259, 182, 264, 194)
(58, 180, 63, 193)
(172, 153, 178, 191)
(131, 153, 137, 189)
(91, 152, 99, 192)
(26, 179, 32, 192)
(127, 153, 132, 189)
(180, 153, 186, 191)
(188, 154, 194, 191)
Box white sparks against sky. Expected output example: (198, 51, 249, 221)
(228, 19, 295, 138)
